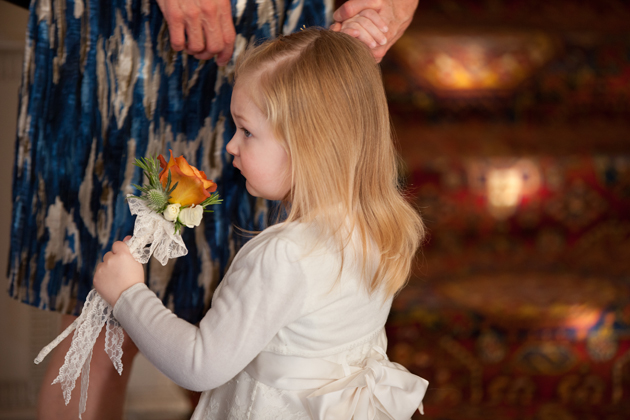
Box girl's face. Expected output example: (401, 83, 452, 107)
(227, 77, 291, 201)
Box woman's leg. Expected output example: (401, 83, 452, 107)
(37, 314, 139, 420)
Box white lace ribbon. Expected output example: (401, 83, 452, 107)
(125, 195, 188, 265)
(34, 195, 188, 418)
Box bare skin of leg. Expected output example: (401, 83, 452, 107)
(37, 314, 139, 420)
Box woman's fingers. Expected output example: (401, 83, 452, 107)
(157, 0, 236, 64)
(333, 0, 383, 22)
(216, 4, 236, 66)
(185, 22, 206, 54)
(182, 0, 205, 54)
(332, 0, 419, 62)
(204, 16, 223, 60)
(162, 0, 186, 51)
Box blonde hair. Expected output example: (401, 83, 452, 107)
(234, 28, 425, 298)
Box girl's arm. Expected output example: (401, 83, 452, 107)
(95, 235, 307, 391)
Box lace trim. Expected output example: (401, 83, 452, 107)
(34, 289, 121, 418)
(126, 196, 188, 265)
(202, 372, 311, 420)
(34, 197, 190, 418)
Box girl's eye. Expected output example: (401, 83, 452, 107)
(242, 128, 252, 138)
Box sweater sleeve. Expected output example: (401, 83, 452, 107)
(113, 233, 307, 391)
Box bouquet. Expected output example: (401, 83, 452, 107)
(34, 151, 221, 418)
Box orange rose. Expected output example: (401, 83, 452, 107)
(158, 150, 217, 207)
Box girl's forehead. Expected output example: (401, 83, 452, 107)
(232, 78, 266, 113)
(232, 82, 257, 108)
(235, 61, 278, 91)
(234, 70, 263, 91)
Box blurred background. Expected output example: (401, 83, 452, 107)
(1, 0, 629, 419)
(380, 1, 630, 419)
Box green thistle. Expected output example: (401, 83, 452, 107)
(146, 189, 170, 211)
(131, 157, 178, 213)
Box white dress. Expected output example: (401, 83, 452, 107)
(114, 222, 428, 419)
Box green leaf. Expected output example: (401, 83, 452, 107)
(200, 193, 223, 207)
(173, 220, 184, 235)
(165, 169, 172, 191)
(167, 182, 179, 195)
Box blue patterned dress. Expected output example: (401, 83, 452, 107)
(8, 0, 331, 323)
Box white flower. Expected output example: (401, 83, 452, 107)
(163, 203, 181, 222)
(178, 204, 204, 228)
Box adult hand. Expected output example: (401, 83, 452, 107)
(156, 0, 236, 65)
(93, 238, 145, 307)
(331, 0, 419, 63)
(332, 9, 390, 50)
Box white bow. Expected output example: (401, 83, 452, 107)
(125, 195, 188, 265)
(306, 347, 428, 420)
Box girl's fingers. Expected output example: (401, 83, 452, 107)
(112, 241, 131, 255)
(340, 18, 386, 49)
(340, 22, 365, 44)
(103, 251, 113, 263)
(355, 15, 388, 46)
(358, 8, 388, 33)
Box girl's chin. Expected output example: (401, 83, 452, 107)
(245, 182, 263, 199)
(245, 182, 287, 201)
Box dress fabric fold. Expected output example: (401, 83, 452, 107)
(8, 0, 331, 323)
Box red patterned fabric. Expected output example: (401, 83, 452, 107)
(383, 4, 630, 418)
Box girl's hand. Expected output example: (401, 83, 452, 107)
(93, 238, 145, 307)
(330, 9, 389, 53)
(330, 0, 419, 63)
(156, 0, 236, 65)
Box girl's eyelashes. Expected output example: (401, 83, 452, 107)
(240, 127, 252, 138)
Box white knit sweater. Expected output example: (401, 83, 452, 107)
(114, 222, 424, 419)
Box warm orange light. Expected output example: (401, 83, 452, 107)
(467, 158, 541, 220)
(393, 31, 557, 96)
(487, 168, 523, 208)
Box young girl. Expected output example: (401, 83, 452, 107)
(94, 28, 428, 419)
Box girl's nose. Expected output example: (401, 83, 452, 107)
(226, 136, 237, 156)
